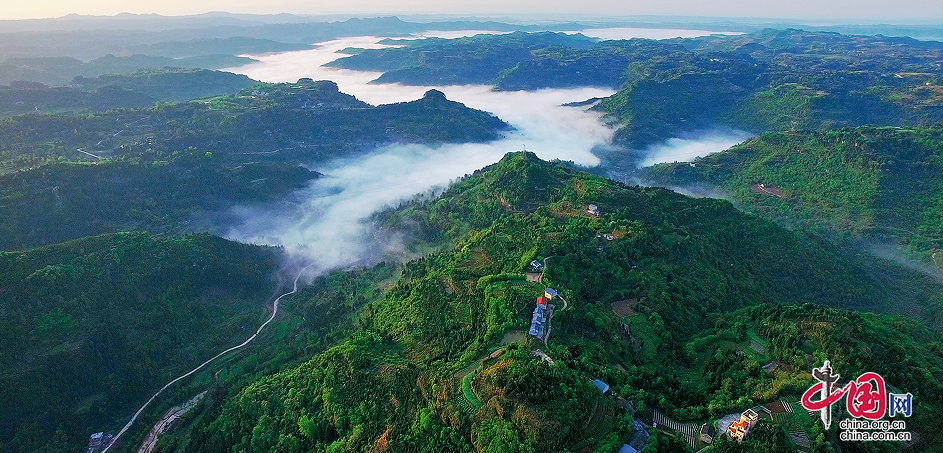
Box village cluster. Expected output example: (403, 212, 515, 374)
(519, 204, 771, 450)
(519, 284, 765, 452)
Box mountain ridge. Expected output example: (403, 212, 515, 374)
(175, 152, 943, 453)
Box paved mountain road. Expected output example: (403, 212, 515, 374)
(102, 266, 310, 453)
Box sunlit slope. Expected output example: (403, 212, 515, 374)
(0, 80, 511, 250)
(328, 29, 941, 149)
(0, 80, 510, 171)
(600, 30, 942, 148)
(642, 127, 943, 264)
(182, 152, 943, 453)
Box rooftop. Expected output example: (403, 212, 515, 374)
(592, 379, 610, 394)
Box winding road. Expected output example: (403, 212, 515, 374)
(101, 266, 311, 453)
(136, 391, 207, 453)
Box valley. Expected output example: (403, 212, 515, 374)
(0, 13, 941, 453)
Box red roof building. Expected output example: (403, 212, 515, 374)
(728, 409, 759, 442)
(537, 296, 548, 305)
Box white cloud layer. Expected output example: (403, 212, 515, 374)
(636, 129, 754, 168)
(224, 36, 615, 273)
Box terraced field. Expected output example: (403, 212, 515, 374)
(462, 370, 483, 409)
(774, 400, 813, 452)
(652, 409, 699, 449)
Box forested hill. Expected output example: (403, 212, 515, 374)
(330, 29, 942, 149)
(176, 152, 943, 453)
(327, 31, 661, 90)
(600, 29, 943, 148)
(0, 54, 259, 87)
(0, 156, 320, 250)
(328, 32, 619, 89)
(640, 127, 943, 265)
(1, 68, 257, 117)
(1, 79, 509, 173)
(0, 232, 282, 453)
(0, 80, 509, 249)
(72, 68, 256, 103)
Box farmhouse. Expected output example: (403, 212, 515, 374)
(727, 409, 759, 442)
(618, 419, 651, 453)
(529, 304, 547, 337)
(592, 379, 611, 395)
(529, 292, 558, 340)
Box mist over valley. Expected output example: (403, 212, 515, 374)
(216, 33, 753, 272)
(1, 10, 942, 453)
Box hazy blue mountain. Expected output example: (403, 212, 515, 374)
(0, 54, 257, 86)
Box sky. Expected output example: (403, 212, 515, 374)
(2, 0, 941, 22)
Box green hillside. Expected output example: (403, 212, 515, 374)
(0, 227, 403, 453)
(331, 29, 941, 149)
(71, 68, 257, 103)
(599, 29, 942, 148)
(0, 80, 509, 174)
(641, 127, 943, 264)
(0, 80, 510, 250)
(169, 153, 943, 453)
(0, 232, 282, 452)
(0, 55, 258, 87)
(0, 155, 319, 250)
(0, 83, 157, 118)
(328, 31, 632, 90)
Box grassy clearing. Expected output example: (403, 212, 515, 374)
(627, 314, 660, 358)
(462, 370, 483, 409)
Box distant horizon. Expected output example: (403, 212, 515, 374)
(2, 11, 941, 25)
(1, 10, 940, 44)
(1, 2, 940, 24)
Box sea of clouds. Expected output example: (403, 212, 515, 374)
(222, 34, 748, 274)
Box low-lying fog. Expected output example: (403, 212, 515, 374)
(222, 34, 749, 274)
(637, 129, 754, 168)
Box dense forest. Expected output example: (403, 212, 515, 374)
(0, 79, 508, 173)
(0, 233, 281, 452)
(71, 68, 256, 103)
(328, 32, 627, 89)
(601, 29, 942, 149)
(331, 29, 942, 148)
(148, 153, 943, 453)
(0, 79, 509, 248)
(0, 17, 940, 453)
(0, 153, 320, 249)
(0, 231, 407, 453)
(0, 68, 256, 116)
(0, 82, 154, 117)
(0, 54, 259, 87)
(328, 31, 675, 89)
(641, 127, 943, 265)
